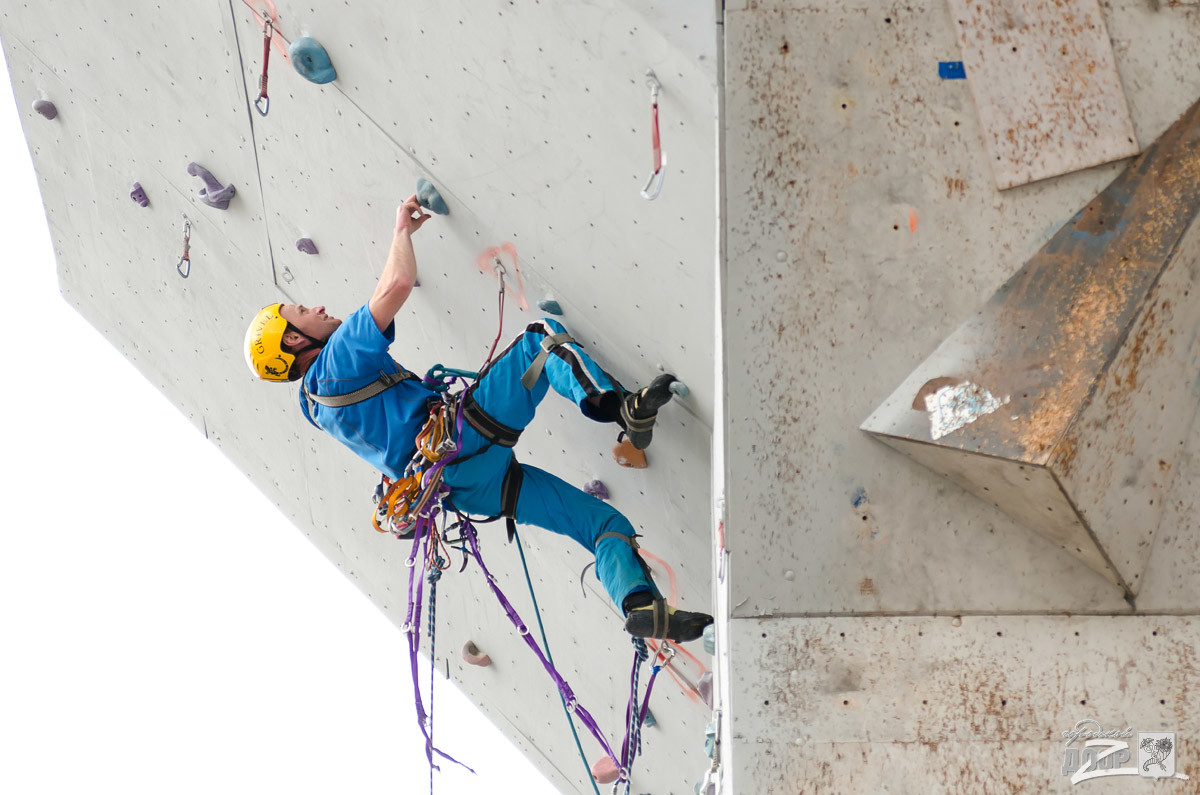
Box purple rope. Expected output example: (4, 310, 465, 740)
(461, 518, 619, 765)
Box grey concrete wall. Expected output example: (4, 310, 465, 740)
(721, 0, 1200, 790)
(1, 2, 721, 793)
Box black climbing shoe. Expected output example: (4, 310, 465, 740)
(620, 373, 678, 451)
(624, 598, 714, 643)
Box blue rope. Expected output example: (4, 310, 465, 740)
(513, 530, 603, 795)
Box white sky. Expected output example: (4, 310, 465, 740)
(0, 52, 563, 795)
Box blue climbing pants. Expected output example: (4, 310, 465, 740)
(442, 319, 652, 610)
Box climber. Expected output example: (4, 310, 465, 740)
(244, 194, 712, 643)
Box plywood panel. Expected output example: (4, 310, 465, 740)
(947, 0, 1139, 189)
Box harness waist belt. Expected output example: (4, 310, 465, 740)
(461, 389, 522, 448)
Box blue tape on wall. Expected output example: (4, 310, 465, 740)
(939, 61, 966, 80)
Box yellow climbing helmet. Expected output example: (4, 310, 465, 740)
(244, 303, 295, 382)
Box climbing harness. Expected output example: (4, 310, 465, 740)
(254, 19, 273, 116)
(176, 216, 191, 278)
(640, 70, 666, 201)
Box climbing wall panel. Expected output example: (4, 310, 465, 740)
(0, 2, 338, 531)
(1, 1, 720, 793)
(863, 99, 1200, 596)
(233, 0, 719, 426)
(721, 0, 1200, 790)
(731, 615, 1200, 792)
(947, 0, 1139, 189)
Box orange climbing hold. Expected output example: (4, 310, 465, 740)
(612, 437, 647, 469)
(591, 756, 620, 784)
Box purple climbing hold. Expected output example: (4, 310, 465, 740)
(583, 480, 610, 500)
(130, 182, 149, 207)
(32, 99, 57, 120)
(186, 162, 236, 210)
(296, 237, 319, 255)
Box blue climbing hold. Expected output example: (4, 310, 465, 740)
(416, 178, 449, 215)
(537, 298, 563, 316)
(669, 380, 690, 398)
(289, 37, 337, 84)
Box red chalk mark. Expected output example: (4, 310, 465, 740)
(639, 547, 710, 703)
(908, 207, 919, 233)
(477, 243, 530, 312)
(242, 0, 291, 62)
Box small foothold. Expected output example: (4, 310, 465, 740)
(642, 709, 657, 728)
(462, 640, 492, 667)
(538, 298, 563, 315)
(296, 237, 319, 255)
(32, 99, 57, 119)
(288, 37, 337, 84)
(415, 177, 449, 215)
(776, 250, 788, 262)
(186, 162, 236, 210)
(784, 569, 795, 581)
(583, 480, 609, 500)
(130, 182, 149, 207)
(698, 671, 714, 708)
(702, 623, 715, 655)
(669, 380, 690, 398)
(591, 757, 620, 784)
(612, 438, 648, 469)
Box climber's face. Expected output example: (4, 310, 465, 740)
(279, 304, 342, 342)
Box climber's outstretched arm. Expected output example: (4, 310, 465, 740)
(369, 194, 430, 332)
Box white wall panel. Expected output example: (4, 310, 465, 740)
(3, 1, 719, 793)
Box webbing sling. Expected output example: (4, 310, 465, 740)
(520, 332, 575, 390)
(303, 364, 419, 414)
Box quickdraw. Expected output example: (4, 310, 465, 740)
(176, 216, 191, 278)
(254, 19, 273, 116)
(639, 70, 666, 201)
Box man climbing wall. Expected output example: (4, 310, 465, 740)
(244, 194, 713, 642)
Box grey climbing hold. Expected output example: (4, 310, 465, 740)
(32, 99, 57, 119)
(186, 162, 236, 210)
(289, 37, 337, 84)
(583, 480, 609, 500)
(296, 237, 318, 255)
(537, 298, 563, 316)
(130, 182, 149, 207)
(669, 380, 690, 398)
(642, 708, 657, 728)
(416, 177, 449, 215)
(702, 623, 715, 655)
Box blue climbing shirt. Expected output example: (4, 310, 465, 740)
(299, 304, 436, 478)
